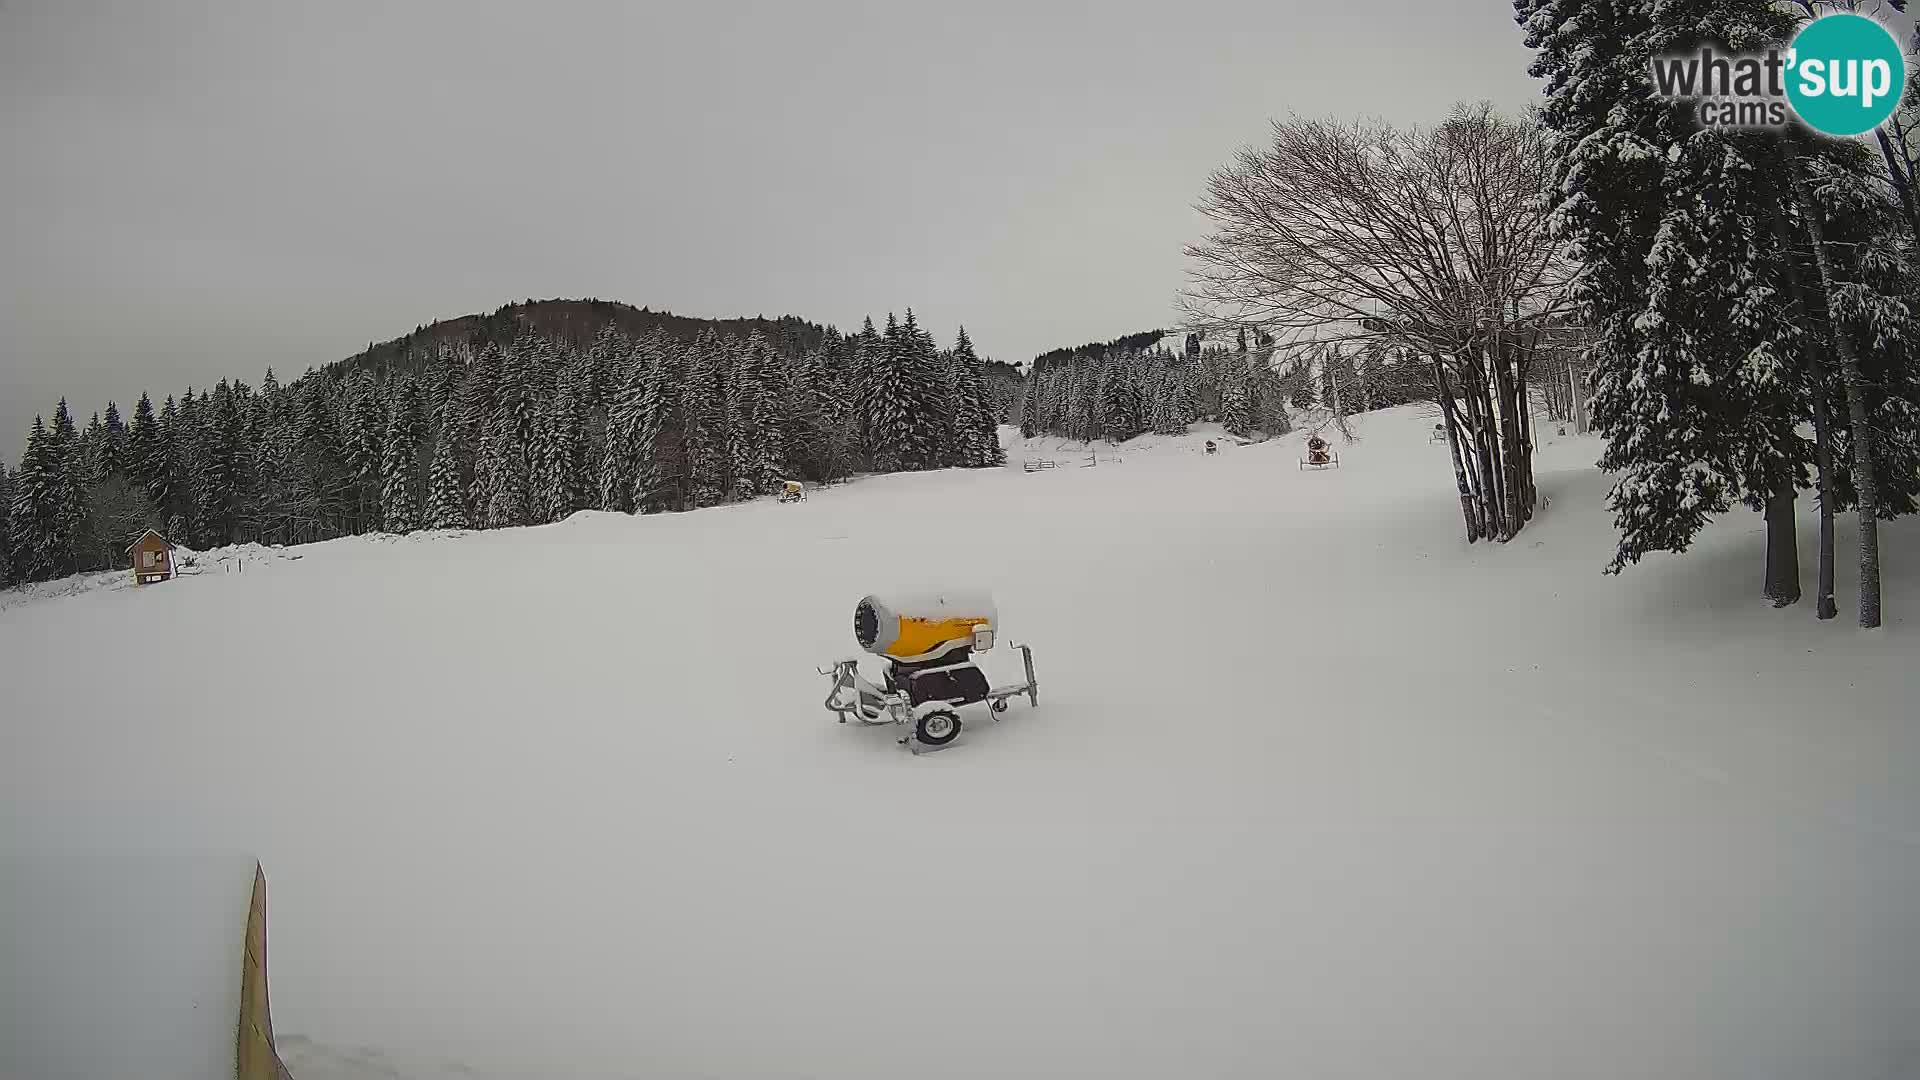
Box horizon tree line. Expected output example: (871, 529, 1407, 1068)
(1, 311, 1007, 586)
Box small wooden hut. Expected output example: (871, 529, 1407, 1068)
(128, 529, 176, 584)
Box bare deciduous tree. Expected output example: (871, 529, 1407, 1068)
(1183, 103, 1570, 542)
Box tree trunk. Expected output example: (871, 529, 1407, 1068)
(1511, 344, 1537, 522)
(1433, 357, 1483, 542)
(1491, 343, 1521, 533)
(1811, 389, 1839, 621)
(1764, 486, 1802, 607)
(1465, 361, 1508, 540)
(1792, 166, 1884, 629)
(1771, 204, 1834, 620)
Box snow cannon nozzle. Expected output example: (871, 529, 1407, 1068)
(853, 590, 998, 662)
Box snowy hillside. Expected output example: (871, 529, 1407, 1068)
(3, 406, 1916, 1080)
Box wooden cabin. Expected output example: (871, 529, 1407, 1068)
(128, 529, 175, 584)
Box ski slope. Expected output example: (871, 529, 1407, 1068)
(3, 406, 1917, 1080)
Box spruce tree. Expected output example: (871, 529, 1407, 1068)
(682, 331, 729, 508)
(746, 336, 785, 491)
(599, 336, 645, 513)
(340, 369, 386, 532)
(251, 377, 297, 545)
(897, 310, 945, 468)
(128, 393, 161, 497)
(8, 419, 61, 581)
(82, 413, 107, 487)
(0, 466, 12, 587)
(425, 348, 464, 434)
(457, 343, 502, 479)
(472, 335, 542, 528)
(425, 429, 469, 530)
(724, 333, 783, 496)
(381, 376, 427, 533)
(531, 371, 588, 524)
(1019, 366, 1043, 439)
(193, 380, 247, 547)
(100, 401, 127, 481)
(46, 401, 87, 574)
(951, 328, 1001, 465)
(631, 334, 686, 512)
(1222, 367, 1255, 437)
(1522, 0, 1814, 579)
(294, 379, 349, 540)
(865, 314, 913, 471)
(849, 317, 884, 466)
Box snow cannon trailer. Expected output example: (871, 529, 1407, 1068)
(819, 590, 1039, 754)
(1299, 435, 1339, 470)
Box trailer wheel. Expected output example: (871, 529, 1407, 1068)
(990, 698, 1009, 714)
(915, 708, 962, 746)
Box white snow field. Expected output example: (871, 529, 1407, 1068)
(0, 853, 262, 1080)
(3, 406, 1918, 1080)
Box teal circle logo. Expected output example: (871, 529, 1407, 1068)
(1786, 14, 1906, 137)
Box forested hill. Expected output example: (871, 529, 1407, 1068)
(330, 298, 835, 382)
(1031, 329, 1167, 369)
(2, 299, 1024, 588)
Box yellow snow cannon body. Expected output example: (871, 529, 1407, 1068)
(854, 589, 997, 663)
(822, 589, 1039, 753)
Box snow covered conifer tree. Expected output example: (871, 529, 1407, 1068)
(192, 381, 247, 546)
(0, 466, 12, 587)
(1148, 367, 1179, 435)
(949, 328, 1002, 466)
(81, 413, 107, 487)
(531, 370, 589, 524)
(340, 369, 384, 532)
(851, 316, 883, 466)
(629, 333, 686, 512)
(932, 348, 967, 467)
(598, 336, 645, 513)
(476, 338, 539, 529)
(380, 375, 427, 533)
(100, 401, 127, 482)
(251, 382, 300, 544)
(1523, 0, 1813, 580)
(458, 343, 502, 469)
(865, 314, 916, 472)
(681, 331, 729, 508)
(425, 428, 469, 531)
(8, 418, 62, 582)
(530, 397, 565, 523)
(724, 332, 786, 495)
(894, 310, 946, 469)
(1018, 366, 1043, 439)
(127, 393, 162, 499)
(46, 401, 87, 574)
(148, 395, 184, 530)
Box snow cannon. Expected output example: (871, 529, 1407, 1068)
(853, 589, 997, 663)
(821, 589, 1039, 754)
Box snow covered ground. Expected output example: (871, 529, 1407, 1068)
(3, 406, 1917, 1080)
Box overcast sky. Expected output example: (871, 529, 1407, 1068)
(0, 1, 1541, 454)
